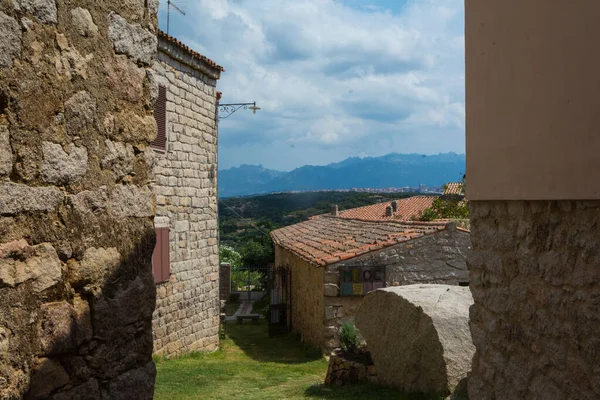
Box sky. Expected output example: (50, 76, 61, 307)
(158, 0, 465, 171)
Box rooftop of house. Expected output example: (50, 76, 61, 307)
(157, 30, 225, 73)
(335, 195, 436, 221)
(444, 182, 464, 195)
(271, 216, 456, 267)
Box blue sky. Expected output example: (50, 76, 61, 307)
(158, 0, 465, 171)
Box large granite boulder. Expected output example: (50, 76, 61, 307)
(355, 284, 474, 396)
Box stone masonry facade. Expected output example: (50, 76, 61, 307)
(150, 34, 222, 357)
(0, 1, 159, 399)
(468, 201, 600, 400)
(326, 227, 469, 350)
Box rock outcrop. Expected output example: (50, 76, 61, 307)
(355, 284, 474, 396)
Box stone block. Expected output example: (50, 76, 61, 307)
(108, 12, 156, 66)
(109, 184, 154, 217)
(111, 111, 157, 143)
(105, 361, 156, 400)
(92, 277, 155, 338)
(70, 247, 121, 288)
(38, 298, 92, 356)
(50, 378, 100, 400)
(101, 140, 134, 179)
(0, 12, 21, 69)
(68, 188, 108, 216)
(0, 183, 64, 215)
(25, 358, 69, 400)
(0, 125, 12, 176)
(324, 272, 339, 285)
(41, 142, 88, 185)
(64, 91, 96, 137)
(356, 285, 474, 396)
(0, 240, 62, 292)
(12, 0, 57, 24)
(71, 7, 98, 37)
(324, 283, 339, 297)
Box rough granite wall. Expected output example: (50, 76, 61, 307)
(275, 245, 325, 349)
(150, 42, 220, 357)
(0, 1, 159, 399)
(468, 201, 600, 400)
(322, 228, 470, 349)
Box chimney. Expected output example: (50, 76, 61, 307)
(385, 205, 393, 217)
(331, 204, 339, 216)
(391, 200, 398, 212)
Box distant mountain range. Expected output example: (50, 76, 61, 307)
(218, 153, 466, 197)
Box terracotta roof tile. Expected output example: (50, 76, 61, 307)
(444, 182, 464, 195)
(271, 216, 448, 266)
(158, 30, 225, 72)
(336, 196, 436, 221)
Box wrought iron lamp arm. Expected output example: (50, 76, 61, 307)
(218, 102, 256, 120)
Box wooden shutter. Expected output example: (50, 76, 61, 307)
(152, 227, 170, 283)
(160, 228, 170, 282)
(152, 228, 162, 283)
(150, 85, 167, 151)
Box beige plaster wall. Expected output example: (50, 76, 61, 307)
(274, 245, 325, 349)
(466, 0, 600, 200)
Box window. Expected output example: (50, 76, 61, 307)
(152, 227, 170, 284)
(338, 266, 386, 296)
(150, 85, 167, 151)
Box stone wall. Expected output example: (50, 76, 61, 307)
(275, 245, 325, 348)
(322, 228, 470, 349)
(150, 39, 221, 357)
(468, 201, 600, 400)
(324, 350, 377, 386)
(0, 1, 158, 398)
(219, 263, 231, 302)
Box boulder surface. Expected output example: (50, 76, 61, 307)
(355, 284, 474, 396)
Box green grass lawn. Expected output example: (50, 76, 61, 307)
(154, 321, 439, 400)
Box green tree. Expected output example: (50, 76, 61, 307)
(416, 196, 469, 221)
(219, 245, 241, 267)
(240, 237, 274, 267)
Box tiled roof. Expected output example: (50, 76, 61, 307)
(337, 196, 436, 221)
(444, 182, 464, 195)
(271, 216, 448, 267)
(157, 30, 225, 72)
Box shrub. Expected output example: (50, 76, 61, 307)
(339, 322, 360, 354)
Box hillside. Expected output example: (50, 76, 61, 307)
(218, 152, 465, 197)
(218, 191, 422, 250)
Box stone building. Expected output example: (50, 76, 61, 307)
(0, 1, 159, 398)
(466, 1, 600, 399)
(149, 31, 223, 357)
(270, 215, 470, 349)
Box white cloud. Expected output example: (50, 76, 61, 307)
(160, 0, 465, 171)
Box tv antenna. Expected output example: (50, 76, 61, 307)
(166, 0, 186, 36)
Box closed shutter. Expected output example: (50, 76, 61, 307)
(150, 85, 167, 151)
(160, 228, 170, 282)
(152, 227, 163, 283)
(152, 227, 170, 284)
